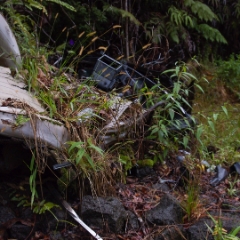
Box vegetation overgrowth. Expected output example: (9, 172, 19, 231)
(1, 0, 240, 239)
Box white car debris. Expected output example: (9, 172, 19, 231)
(0, 12, 78, 151)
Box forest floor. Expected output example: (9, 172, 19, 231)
(1, 72, 240, 240)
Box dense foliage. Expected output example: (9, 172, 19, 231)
(1, 3, 240, 239)
(1, 0, 239, 67)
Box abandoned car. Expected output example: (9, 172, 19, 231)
(0, 13, 194, 174)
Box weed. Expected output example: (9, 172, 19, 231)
(146, 60, 200, 160)
(227, 179, 239, 197)
(1, 1, 218, 213)
(193, 99, 240, 166)
(182, 181, 200, 221)
(206, 214, 240, 240)
(216, 54, 240, 98)
(67, 138, 103, 170)
(15, 114, 30, 127)
(11, 194, 76, 227)
(28, 154, 38, 208)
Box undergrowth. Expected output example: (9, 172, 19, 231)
(216, 54, 240, 99)
(193, 68, 240, 166)
(2, 2, 207, 200)
(3, 4, 240, 238)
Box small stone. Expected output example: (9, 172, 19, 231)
(187, 218, 214, 240)
(0, 206, 16, 224)
(153, 226, 186, 240)
(153, 183, 170, 192)
(9, 224, 32, 240)
(81, 195, 128, 233)
(126, 211, 139, 230)
(146, 194, 184, 225)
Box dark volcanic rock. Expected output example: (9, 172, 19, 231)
(45, 207, 66, 231)
(146, 193, 184, 225)
(126, 211, 139, 230)
(0, 206, 16, 224)
(9, 224, 32, 240)
(153, 182, 170, 192)
(153, 226, 186, 240)
(187, 218, 214, 240)
(49, 231, 64, 240)
(81, 195, 128, 233)
(208, 209, 240, 237)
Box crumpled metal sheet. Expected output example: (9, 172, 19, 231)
(0, 14, 22, 69)
(96, 97, 145, 146)
(0, 67, 44, 112)
(0, 109, 70, 149)
(210, 165, 229, 186)
(0, 67, 70, 149)
(96, 99, 166, 147)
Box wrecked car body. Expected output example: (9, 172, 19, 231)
(0, 67, 70, 149)
(0, 13, 71, 173)
(0, 13, 70, 152)
(0, 13, 194, 175)
(0, 14, 21, 70)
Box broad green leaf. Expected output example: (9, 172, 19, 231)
(46, 0, 76, 11)
(213, 113, 219, 121)
(208, 119, 215, 132)
(195, 83, 204, 93)
(85, 153, 95, 169)
(87, 138, 104, 155)
(89, 144, 104, 155)
(17, 199, 26, 207)
(196, 125, 203, 140)
(43, 202, 60, 211)
(221, 105, 228, 117)
(183, 136, 189, 148)
(169, 108, 175, 120)
(161, 125, 168, 136)
(151, 127, 159, 135)
(230, 226, 240, 236)
(182, 72, 198, 81)
(67, 141, 84, 152)
(76, 148, 85, 164)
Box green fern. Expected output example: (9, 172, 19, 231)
(2, 0, 47, 14)
(168, 6, 194, 28)
(46, 0, 76, 12)
(184, 0, 218, 22)
(208, 0, 222, 8)
(2, 0, 75, 15)
(233, 1, 240, 18)
(144, 15, 165, 43)
(196, 24, 227, 43)
(166, 22, 180, 43)
(25, 0, 47, 14)
(103, 5, 140, 25)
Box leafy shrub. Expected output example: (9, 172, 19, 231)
(216, 54, 240, 97)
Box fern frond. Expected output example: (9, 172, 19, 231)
(103, 5, 140, 25)
(168, 6, 194, 28)
(233, 1, 240, 18)
(196, 24, 227, 43)
(166, 22, 180, 43)
(168, 6, 183, 25)
(46, 0, 76, 12)
(144, 16, 165, 43)
(26, 0, 47, 14)
(184, 0, 218, 22)
(208, 0, 221, 8)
